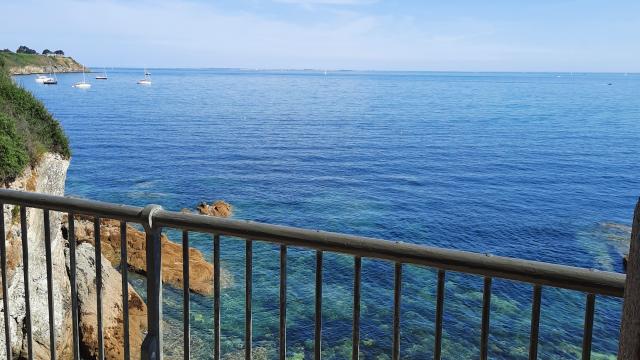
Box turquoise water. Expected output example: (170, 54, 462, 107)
(17, 69, 640, 359)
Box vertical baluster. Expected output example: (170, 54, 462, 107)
(352, 257, 361, 360)
(68, 213, 80, 360)
(141, 205, 163, 360)
(0, 204, 11, 360)
(480, 277, 492, 360)
(315, 251, 323, 360)
(214, 235, 221, 360)
(279, 245, 287, 360)
(582, 294, 596, 360)
(245, 240, 253, 360)
(392, 263, 402, 360)
(434, 270, 445, 360)
(529, 285, 542, 360)
(94, 218, 104, 360)
(120, 221, 130, 360)
(44, 210, 56, 360)
(20, 206, 32, 360)
(183, 231, 190, 360)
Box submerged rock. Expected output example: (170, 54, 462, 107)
(68, 242, 147, 359)
(196, 201, 233, 218)
(63, 215, 232, 295)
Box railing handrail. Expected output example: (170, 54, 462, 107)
(0, 188, 625, 297)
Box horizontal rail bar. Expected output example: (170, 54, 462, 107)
(0, 189, 625, 297)
(0, 189, 142, 221)
(153, 209, 625, 297)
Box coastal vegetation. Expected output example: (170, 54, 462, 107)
(0, 59, 70, 182)
(0, 50, 84, 75)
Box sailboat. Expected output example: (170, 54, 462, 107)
(36, 62, 55, 84)
(43, 66, 57, 85)
(95, 68, 108, 80)
(137, 68, 151, 85)
(72, 66, 91, 89)
(35, 75, 49, 83)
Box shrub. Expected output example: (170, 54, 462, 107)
(0, 62, 70, 182)
(16, 46, 36, 54)
(0, 113, 28, 181)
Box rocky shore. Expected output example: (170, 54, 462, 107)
(0, 153, 233, 359)
(0, 53, 88, 75)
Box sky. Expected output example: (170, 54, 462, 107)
(1, 0, 638, 72)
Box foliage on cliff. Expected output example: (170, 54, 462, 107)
(0, 59, 70, 182)
(0, 51, 84, 74)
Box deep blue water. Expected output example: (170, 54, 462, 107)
(17, 69, 640, 359)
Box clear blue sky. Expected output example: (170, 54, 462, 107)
(1, 0, 638, 72)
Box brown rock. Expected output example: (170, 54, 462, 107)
(196, 201, 233, 218)
(63, 215, 232, 295)
(71, 242, 147, 360)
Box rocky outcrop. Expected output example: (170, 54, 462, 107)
(7, 56, 87, 75)
(64, 217, 232, 295)
(197, 201, 233, 218)
(0, 153, 71, 359)
(69, 242, 147, 360)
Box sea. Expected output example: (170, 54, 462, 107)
(16, 69, 640, 359)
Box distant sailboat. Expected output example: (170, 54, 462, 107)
(73, 66, 91, 88)
(96, 68, 108, 80)
(43, 65, 57, 85)
(36, 62, 55, 84)
(137, 68, 151, 85)
(35, 75, 49, 83)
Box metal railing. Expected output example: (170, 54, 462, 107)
(0, 189, 631, 360)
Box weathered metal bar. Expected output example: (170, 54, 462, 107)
(20, 206, 33, 360)
(0, 189, 142, 221)
(315, 251, 323, 360)
(434, 270, 445, 360)
(68, 213, 80, 360)
(480, 277, 492, 360)
(141, 205, 163, 360)
(352, 256, 361, 360)
(619, 198, 640, 359)
(121, 221, 130, 360)
(183, 231, 190, 360)
(582, 294, 596, 360)
(0, 190, 625, 297)
(529, 285, 542, 360)
(213, 235, 221, 360)
(245, 240, 253, 360)
(94, 218, 104, 360)
(392, 263, 402, 360)
(279, 245, 287, 360)
(44, 210, 56, 360)
(0, 204, 12, 360)
(153, 209, 625, 297)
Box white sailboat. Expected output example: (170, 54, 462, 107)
(36, 62, 55, 84)
(73, 66, 91, 88)
(95, 68, 108, 80)
(35, 75, 49, 83)
(137, 68, 151, 85)
(43, 66, 57, 85)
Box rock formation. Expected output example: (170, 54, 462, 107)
(197, 200, 233, 218)
(0, 153, 71, 359)
(64, 216, 232, 295)
(69, 242, 147, 360)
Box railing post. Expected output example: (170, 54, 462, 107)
(619, 198, 640, 359)
(140, 205, 163, 360)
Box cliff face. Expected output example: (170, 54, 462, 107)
(0, 53, 87, 75)
(0, 153, 71, 359)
